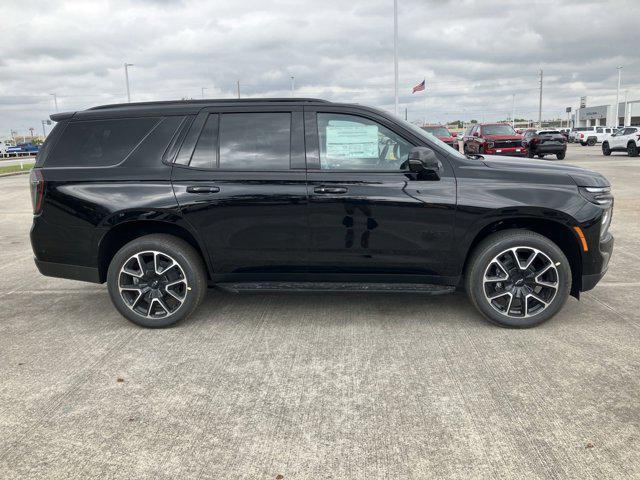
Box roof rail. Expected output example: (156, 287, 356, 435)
(89, 98, 331, 111)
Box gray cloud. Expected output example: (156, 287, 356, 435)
(1, 0, 638, 136)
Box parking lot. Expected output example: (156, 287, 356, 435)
(1, 143, 639, 479)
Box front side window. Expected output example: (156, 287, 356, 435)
(219, 113, 291, 170)
(317, 113, 413, 170)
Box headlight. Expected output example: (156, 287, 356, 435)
(600, 207, 612, 239)
(578, 186, 613, 206)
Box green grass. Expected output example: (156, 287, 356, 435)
(0, 162, 34, 175)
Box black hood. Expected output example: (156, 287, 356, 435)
(480, 155, 610, 188)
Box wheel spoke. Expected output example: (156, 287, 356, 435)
(488, 291, 510, 301)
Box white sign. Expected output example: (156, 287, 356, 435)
(326, 122, 379, 159)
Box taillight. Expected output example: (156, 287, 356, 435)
(580, 134, 584, 139)
(30, 169, 45, 214)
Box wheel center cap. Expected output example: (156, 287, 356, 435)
(515, 278, 524, 286)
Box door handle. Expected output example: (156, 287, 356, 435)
(314, 186, 347, 194)
(186, 185, 220, 194)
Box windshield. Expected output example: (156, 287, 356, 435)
(398, 118, 466, 159)
(482, 124, 517, 136)
(422, 126, 451, 137)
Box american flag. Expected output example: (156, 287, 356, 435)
(412, 79, 426, 93)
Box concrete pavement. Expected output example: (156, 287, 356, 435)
(1, 144, 639, 479)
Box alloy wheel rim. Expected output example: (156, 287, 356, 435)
(483, 246, 559, 318)
(118, 250, 188, 319)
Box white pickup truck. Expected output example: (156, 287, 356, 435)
(575, 126, 616, 146)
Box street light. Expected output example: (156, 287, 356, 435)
(50, 93, 58, 112)
(124, 63, 134, 103)
(290, 76, 295, 97)
(393, 0, 399, 116)
(201, 87, 207, 99)
(615, 66, 623, 126)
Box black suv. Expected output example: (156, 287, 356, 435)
(30, 98, 614, 328)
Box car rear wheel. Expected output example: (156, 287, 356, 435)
(602, 142, 611, 156)
(628, 142, 639, 157)
(556, 152, 565, 160)
(587, 138, 596, 146)
(107, 234, 207, 328)
(465, 230, 571, 328)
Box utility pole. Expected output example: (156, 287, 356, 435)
(124, 63, 134, 103)
(393, 0, 399, 116)
(615, 66, 622, 126)
(201, 87, 207, 99)
(41, 120, 47, 138)
(538, 69, 543, 128)
(511, 94, 515, 128)
(290, 76, 295, 97)
(404, 107, 407, 121)
(50, 93, 58, 112)
(236, 80, 241, 99)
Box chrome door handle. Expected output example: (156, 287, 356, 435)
(186, 185, 220, 194)
(314, 186, 347, 194)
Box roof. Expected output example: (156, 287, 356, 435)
(51, 97, 334, 122)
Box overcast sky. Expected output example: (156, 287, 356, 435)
(2, 0, 639, 137)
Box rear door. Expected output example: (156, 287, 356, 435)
(303, 106, 457, 283)
(171, 106, 308, 278)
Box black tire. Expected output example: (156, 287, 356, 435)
(107, 234, 207, 328)
(628, 142, 639, 157)
(587, 138, 596, 146)
(527, 148, 535, 158)
(580, 141, 587, 146)
(537, 154, 545, 159)
(465, 230, 571, 328)
(556, 152, 565, 160)
(602, 142, 611, 156)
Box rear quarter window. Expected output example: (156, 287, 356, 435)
(45, 117, 159, 167)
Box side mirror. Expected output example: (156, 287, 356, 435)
(472, 131, 479, 137)
(406, 147, 440, 179)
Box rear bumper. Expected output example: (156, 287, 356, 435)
(535, 144, 567, 154)
(34, 258, 102, 283)
(484, 148, 526, 156)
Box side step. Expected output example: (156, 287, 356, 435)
(216, 282, 456, 295)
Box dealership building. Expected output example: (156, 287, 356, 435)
(573, 98, 640, 127)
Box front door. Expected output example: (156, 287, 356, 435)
(304, 108, 457, 284)
(171, 107, 308, 278)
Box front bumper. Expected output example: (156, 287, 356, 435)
(581, 232, 614, 292)
(484, 147, 526, 156)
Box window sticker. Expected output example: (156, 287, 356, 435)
(326, 121, 379, 158)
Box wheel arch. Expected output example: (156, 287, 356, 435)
(461, 217, 583, 297)
(97, 220, 211, 283)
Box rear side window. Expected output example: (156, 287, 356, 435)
(46, 117, 158, 167)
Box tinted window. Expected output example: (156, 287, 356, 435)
(317, 113, 413, 171)
(46, 118, 158, 167)
(218, 113, 290, 170)
(190, 114, 219, 169)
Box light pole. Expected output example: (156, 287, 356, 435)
(201, 87, 207, 99)
(538, 69, 543, 128)
(50, 93, 58, 112)
(615, 66, 622, 126)
(393, 0, 399, 116)
(236, 80, 241, 99)
(511, 94, 515, 128)
(124, 63, 134, 103)
(290, 76, 295, 97)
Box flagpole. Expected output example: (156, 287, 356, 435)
(393, 0, 398, 116)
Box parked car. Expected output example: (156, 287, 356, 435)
(574, 126, 602, 146)
(463, 123, 525, 156)
(7, 142, 39, 155)
(521, 129, 567, 160)
(568, 128, 582, 143)
(602, 126, 640, 157)
(421, 125, 458, 150)
(0, 140, 10, 156)
(31, 98, 613, 329)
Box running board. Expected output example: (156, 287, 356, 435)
(216, 282, 456, 295)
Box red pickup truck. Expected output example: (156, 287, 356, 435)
(463, 123, 525, 156)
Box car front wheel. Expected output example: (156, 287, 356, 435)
(556, 152, 565, 160)
(107, 234, 207, 328)
(602, 142, 611, 156)
(465, 230, 571, 328)
(629, 142, 639, 157)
